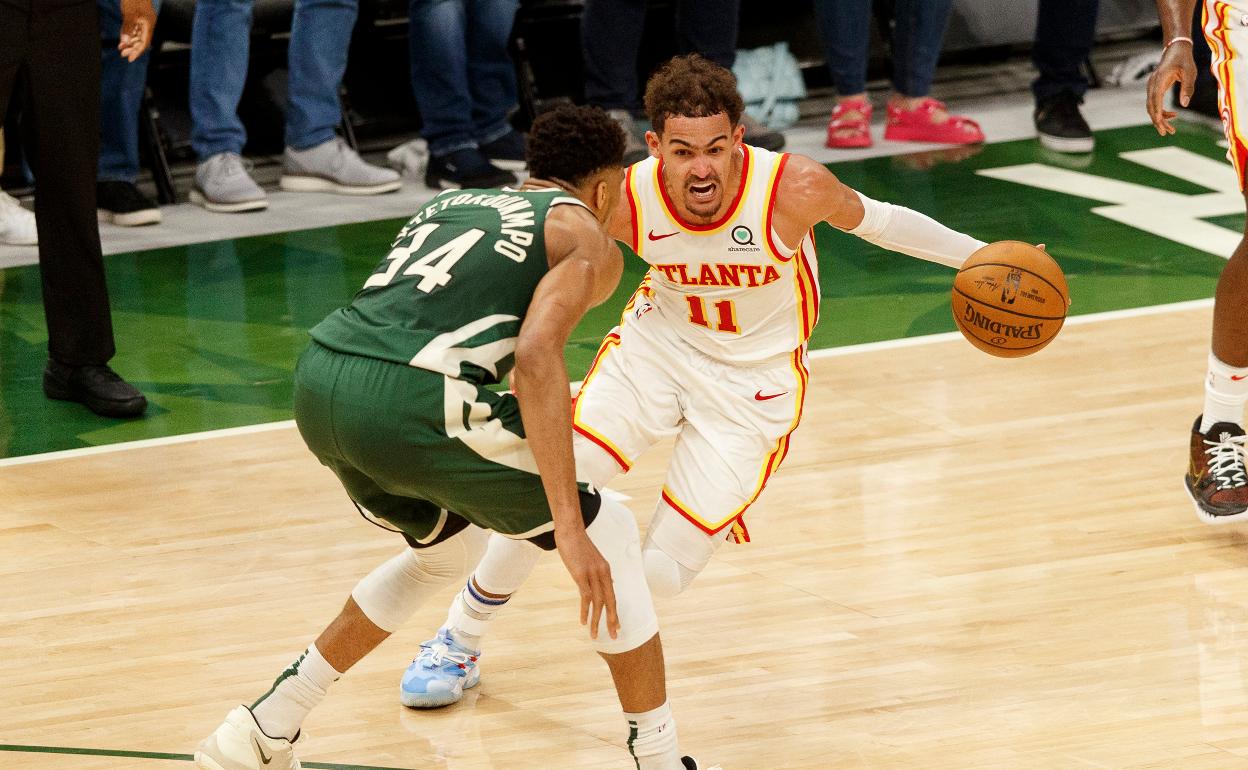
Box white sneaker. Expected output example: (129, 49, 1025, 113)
(280, 137, 401, 195)
(386, 137, 429, 182)
(195, 705, 301, 770)
(0, 190, 37, 245)
(191, 153, 269, 213)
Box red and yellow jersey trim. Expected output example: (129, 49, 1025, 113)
(625, 164, 643, 252)
(792, 236, 820, 342)
(1207, 1, 1248, 189)
(654, 145, 753, 235)
(763, 153, 794, 263)
(572, 331, 632, 471)
(660, 346, 810, 535)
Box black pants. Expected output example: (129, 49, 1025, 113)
(1032, 0, 1101, 102)
(0, 0, 116, 366)
(581, 0, 739, 112)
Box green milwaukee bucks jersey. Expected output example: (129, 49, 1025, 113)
(311, 188, 587, 385)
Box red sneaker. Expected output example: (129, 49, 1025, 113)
(884, 98, 984, 145)
(825, 98, 873, 149)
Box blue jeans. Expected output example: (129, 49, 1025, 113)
(98, 0, 162, 183)
(814, 0, 954, 98)
(408, 0, 519, 156)
(189, 0, 358, 159)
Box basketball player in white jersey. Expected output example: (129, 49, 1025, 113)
(398, 55, 989, 719)
(1149, 0, 1248, 522)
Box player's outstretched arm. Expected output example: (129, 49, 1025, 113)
(773, 153, 986, 269)
(513, 206, 623, 641)
(1147, 0, 1198, 135)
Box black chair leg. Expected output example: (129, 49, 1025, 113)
(140, 86, 177, 205)
(339, 85, 358, 151)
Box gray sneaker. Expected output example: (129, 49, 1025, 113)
(607, 109, 651, 165)
(280, 137, 402, 195)
(191, 153, 268, 213)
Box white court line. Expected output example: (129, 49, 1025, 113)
(0, 420, 295, 468)
(807, 297, 1215, 360)
(0, 297, 1216, 469)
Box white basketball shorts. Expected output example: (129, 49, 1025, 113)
(571, 293, 809, 573)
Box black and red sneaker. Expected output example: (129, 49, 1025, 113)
(1186, 416, 1248, 524)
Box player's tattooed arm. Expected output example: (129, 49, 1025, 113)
(515, 206, 624, 640)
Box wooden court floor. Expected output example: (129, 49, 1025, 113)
(6, 305, 1248, 770)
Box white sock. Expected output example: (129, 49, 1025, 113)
(446, 577, 509, 649)
(1201, 352, 1248, 431)
(624, 701, 681, 770)
(251, 644, 341, 741)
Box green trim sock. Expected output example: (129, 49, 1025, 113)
(624, 701, 680, 770)
(251, 644, 342, 741)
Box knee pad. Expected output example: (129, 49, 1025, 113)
(352, 525, 489, 632)
(642, 544, 698, 599)
(584, 496, 659, 655)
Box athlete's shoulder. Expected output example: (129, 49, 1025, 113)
(772, 152, 841, 221)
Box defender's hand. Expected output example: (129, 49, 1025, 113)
(1148, 42, 1198, 136)
(556, 528, 619, 640)
(119, 0, 156, 62)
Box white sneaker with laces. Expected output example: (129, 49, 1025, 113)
(195, 705, 301, 770)
(0, 190, 37, 245)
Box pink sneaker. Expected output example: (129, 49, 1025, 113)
(825, 98, 873, 149)
(884, 98, 983, 145)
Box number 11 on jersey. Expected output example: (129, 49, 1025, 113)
(686, 295, 740, 333)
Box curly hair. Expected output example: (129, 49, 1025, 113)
(526, 104, 626, 185)
(643, 54, 744, 134)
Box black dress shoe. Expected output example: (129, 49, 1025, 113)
(42, 360, 148, 418)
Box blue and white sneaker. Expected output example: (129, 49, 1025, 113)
(399, 627, 480, 708)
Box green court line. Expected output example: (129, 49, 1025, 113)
(0, 743, 415, 770)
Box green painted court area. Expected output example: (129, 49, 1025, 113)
(0, 123, 1238, 458)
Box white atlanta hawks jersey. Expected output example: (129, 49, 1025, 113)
(624, 144, 820, 364)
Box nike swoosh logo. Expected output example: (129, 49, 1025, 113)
(754, 390, 787, 401)
(647, 230, 678, 241)
(253, 737, 273, 765)
(1233, 375, 1247, 381)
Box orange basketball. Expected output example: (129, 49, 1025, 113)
(951, 241, 1069, 358)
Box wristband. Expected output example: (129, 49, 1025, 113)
(1164, 36, 1193, 51)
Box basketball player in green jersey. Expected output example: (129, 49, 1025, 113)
(194, 106, 710, 770)
(1149, 0, 1248, 522)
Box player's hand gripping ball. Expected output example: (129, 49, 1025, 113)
(951, 240, 1069, 358)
